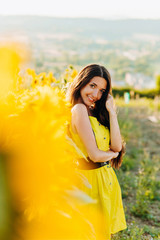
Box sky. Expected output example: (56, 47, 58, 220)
(1, 0, 160, 19)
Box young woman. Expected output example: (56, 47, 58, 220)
(67, 64, 127, 240)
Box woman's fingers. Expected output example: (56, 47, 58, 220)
(114, 152, 119, 158)
(106, 94, 116, 112)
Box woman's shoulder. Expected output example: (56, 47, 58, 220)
(71, 103, 88, 116)
(70, 103, 90, 135)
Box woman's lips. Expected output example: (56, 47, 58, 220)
(88, 96, 95, 103)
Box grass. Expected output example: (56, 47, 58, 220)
(113, 98, 160, 240)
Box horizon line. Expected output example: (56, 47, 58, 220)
(0, 14, 160, 21)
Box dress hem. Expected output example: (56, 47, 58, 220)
(111, 225, 127, 235)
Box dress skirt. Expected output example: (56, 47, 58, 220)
(76, 163, 127, 240)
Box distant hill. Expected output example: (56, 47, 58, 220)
(0, 16, 160, 40)
(0, 16, 160, 88)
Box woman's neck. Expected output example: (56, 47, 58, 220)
(87, 106, 96, 117)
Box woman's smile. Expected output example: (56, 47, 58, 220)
(87, 95, 95, 103)
(80, 76, 107, 107)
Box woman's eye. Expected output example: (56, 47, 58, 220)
(100, 90, 106, 93)
(90, 84, 95, 88)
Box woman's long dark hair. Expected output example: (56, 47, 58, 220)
(67, 64, 125, 169)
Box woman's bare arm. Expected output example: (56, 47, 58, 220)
(109, 111, 122, 152)
(105, 95, 122, 152)
(71, 103, 119, 163)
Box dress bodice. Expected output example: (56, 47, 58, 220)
(68, 116, 110, 159)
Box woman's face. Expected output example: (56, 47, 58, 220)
(80, 76, 107, 107)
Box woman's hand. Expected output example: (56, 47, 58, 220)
(113, 151, 119, 159)
(107, 150, 119, 160)
(105, 94, 116, 114)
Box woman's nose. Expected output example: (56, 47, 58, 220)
(92, 89, 99, 99)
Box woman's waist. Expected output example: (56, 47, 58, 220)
(75, 157, 111, 170)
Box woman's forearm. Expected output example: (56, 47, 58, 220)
(89, 148, 119, 163)
(109, 111, 122, 152)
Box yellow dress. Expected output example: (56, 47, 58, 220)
(69, 116, 127, 240)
